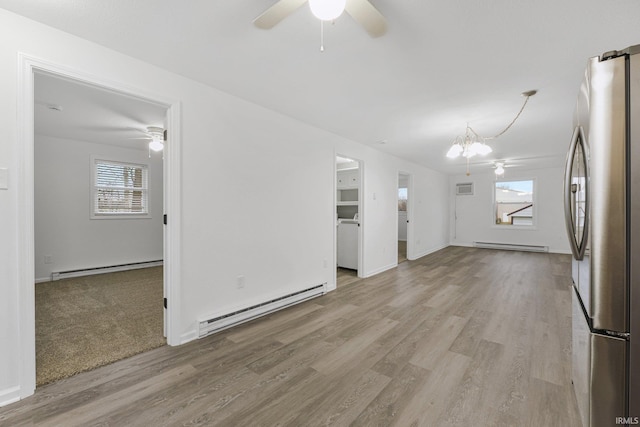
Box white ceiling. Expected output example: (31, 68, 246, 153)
(6, 0, 640, 174)
(35, 72, 167, 151)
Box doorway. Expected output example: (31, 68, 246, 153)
(33, 72, 168, 385)
(336, 155, 362, 286)
(17, 54, 182, 396)
(398, 173, 410, 263)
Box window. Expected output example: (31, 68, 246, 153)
(494, 179, 534, 226)
(92, 158, 149, 218)
(398, 187, 407, 211)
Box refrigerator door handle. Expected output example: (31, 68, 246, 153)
(563, 126, 589, 260)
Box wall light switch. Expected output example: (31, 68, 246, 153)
(0, 168, 7, 190)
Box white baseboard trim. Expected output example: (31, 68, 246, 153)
(0, 386, 22, 408)
(409, 243, 449, 260)
(180, 330, 198, 345)
(49, 260, 163, 282)
(325, 282, 337, 292)
(448, 242, 474, 248)
(363, 262, 397, 278)
(451, 241, 571, 255)
(549, 248, 572, 255)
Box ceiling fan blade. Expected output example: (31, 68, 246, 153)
(345, 0, 387, 38)
(253, 0, 308, 29)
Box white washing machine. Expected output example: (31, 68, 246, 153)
(337, 219, 358, 270)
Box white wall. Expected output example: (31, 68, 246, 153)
(0, 9, 450, 405)
(449, 166, 570, 254)
(34, 135, 164, 281)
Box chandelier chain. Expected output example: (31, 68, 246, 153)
(467, 94, 533, 141)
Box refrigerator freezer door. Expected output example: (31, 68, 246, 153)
(573, 288, 627, 426)
(588, 54, 628, 333)
(572, 288, 590, 426)
(590, 333, 627, 425)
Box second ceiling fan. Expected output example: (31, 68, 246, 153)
(253, 0, 387, 38)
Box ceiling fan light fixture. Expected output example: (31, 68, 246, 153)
(309, 0, 346, 21)
(149, 139, 163, 152)
(147, 127, 164, 152)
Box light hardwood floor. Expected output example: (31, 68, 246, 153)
(0, 247, 582, 426)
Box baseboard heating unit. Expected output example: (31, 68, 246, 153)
(198, 283, 326, 338)
(51, 260, 163, 281)
(473, 242, 549, 253)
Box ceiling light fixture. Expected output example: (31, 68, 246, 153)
(446, 90, 537, 175)
(446, 126, 493, 159)
(146, 126, 164, 156)
(309, 0, 346, 21)
(495, 162, 505, 176)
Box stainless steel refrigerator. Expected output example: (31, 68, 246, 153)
(564, 45, 640, 426)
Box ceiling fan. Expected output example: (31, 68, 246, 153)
(253, 0, 387, 38)
(128, 126, 165, 153)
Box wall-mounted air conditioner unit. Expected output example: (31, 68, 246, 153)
(456, 182, 474, 196)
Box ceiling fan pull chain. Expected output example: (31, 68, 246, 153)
(320, 20, 325, 52)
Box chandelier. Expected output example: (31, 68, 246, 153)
(446, 126, 493, 159)
(446, 90, 537, 175)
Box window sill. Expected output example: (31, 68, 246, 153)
(491, 224, 537, 231)
(91, 214, 152, 220)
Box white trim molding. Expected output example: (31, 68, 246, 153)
(410, 243, 450, 261)
(15, 53, 183, 402)
(0, 386, 21, 407)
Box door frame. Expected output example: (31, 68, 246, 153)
(334, 153, 364, 281)
(16, 54, 182, 398)
(398, 171, 413, 261)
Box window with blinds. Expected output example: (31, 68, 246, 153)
(92, 159, 149, 217)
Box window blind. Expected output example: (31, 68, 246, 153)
(93, 159, 149, 215)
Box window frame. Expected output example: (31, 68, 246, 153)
(90, 156, 151, 220)
(492, 177, 537, 230)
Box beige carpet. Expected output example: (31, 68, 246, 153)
(35, 266, 166, 386)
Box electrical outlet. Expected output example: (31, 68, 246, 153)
(44, 255, 53, 264)
(237, 275, 245, 289)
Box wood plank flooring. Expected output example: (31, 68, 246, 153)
(0, 246, 582, 426)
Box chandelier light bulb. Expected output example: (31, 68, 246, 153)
(309, 0, 347, 21)
(477, 143, 492, 155)
(462, 149, 477, 159)
(446, 144, 462, 159)
(469, 142, 483, 155)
